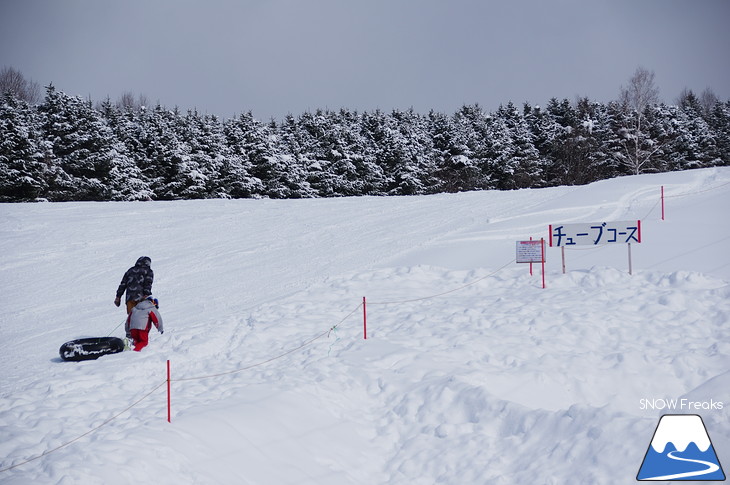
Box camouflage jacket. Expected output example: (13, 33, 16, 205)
(116, 256, 154, 303)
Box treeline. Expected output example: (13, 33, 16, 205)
(1, 84, 728, 202)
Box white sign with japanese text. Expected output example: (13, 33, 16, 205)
(516, 240, 545, 263)
(549, 220, 641, 247)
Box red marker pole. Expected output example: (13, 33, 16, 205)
(362, 297, 367, 340)
(167, 360, 171, 423)
(541, 238, 546, 289)
(529, 236, 534, 276)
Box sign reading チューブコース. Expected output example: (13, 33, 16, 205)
(549, 220, 641, 247)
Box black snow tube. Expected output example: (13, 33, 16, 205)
(59, 337, 125, 361)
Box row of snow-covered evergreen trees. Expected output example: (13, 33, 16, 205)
(1, 84, 729, 201)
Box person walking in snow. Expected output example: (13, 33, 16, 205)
(114, 256, 154, 314)
(126, 296, 163, 351)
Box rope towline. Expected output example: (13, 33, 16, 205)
(172, 302, 363, 382)
(367, 258, 515, 305)
(0, 380, 167, 474)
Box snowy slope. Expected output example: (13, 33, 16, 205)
(1, 167, 729, 484)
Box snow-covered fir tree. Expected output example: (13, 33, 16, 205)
(1, 79, 727, 202)
(674, 101, 721, 168)
(0, 92, 48, 200)
(96, 99, 153, 201)
(39, 85, 151, 201)
(379, 109, 436, 195)
(489, 102, 544, 189)
(221, 114, 264, 198)
(240, 112, 312, 198)
(709, 101, 730, 164)
(441, 104, 492, 191)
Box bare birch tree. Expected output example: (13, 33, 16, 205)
(699, 87, 719, 118)
(617, 67, 661, 174)
(116, 91, 149, 112)
(0, 66, 41, 104)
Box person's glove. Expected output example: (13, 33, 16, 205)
(114, 297, 121, 307)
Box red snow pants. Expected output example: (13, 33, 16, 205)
(131, 322, 152, 351)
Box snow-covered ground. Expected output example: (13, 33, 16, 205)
(1, 167, 729, 484)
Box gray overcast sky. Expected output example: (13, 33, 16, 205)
(1, 0, 728, 121)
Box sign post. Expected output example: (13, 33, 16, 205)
(628, 243, 633, 275)
(516, 239, 546, 288)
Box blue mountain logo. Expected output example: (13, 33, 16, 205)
(637, 414, 726, 481)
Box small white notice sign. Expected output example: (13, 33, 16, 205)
(516, 240, 544, 263)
